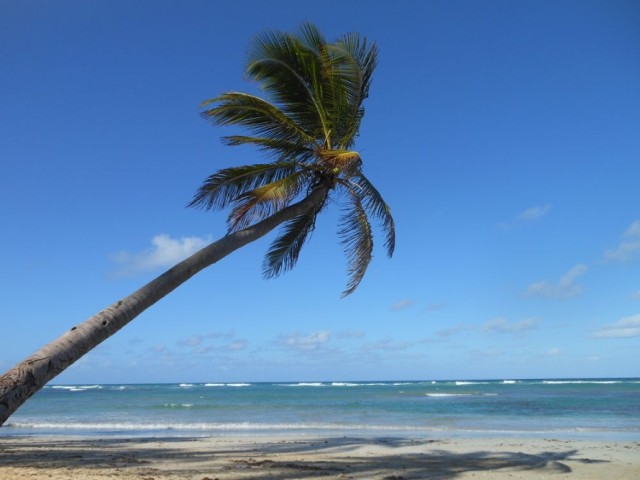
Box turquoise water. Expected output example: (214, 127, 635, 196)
(2, 379, 639, 439)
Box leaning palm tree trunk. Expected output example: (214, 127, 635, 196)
(0, 185, 328, 427)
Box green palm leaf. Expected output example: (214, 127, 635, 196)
(222, 135, 315, 163)
(263, 205, 323, 278)
(201, 93, 317, 147)
(338, 193, 373, 297)
(188, 163, 300, 211)
(350, 174, 395, 256)
(246, 28, 329, 142)
(228, 171, 308, 231)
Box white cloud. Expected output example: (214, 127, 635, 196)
(227, 341, 248, 351)
(544, 347, 562, 356)
(390, 299, 415, 312)
(604, 241, 640, 263)
(177, 336, 204, 347)
(362, 338, 413, 352)
(482, 317, 538, 334)
(631, 290, 640, 300)
(434, 323, 471, 339)
(624, 220, 640, 238)
(277, 331, 331, 352)
(176, 332, 234, 348)
(604, 220, 640, 263)
(500, 204, 553, 230)
(517, 204, 553, 222)
(195, 340, 248, 354)
(591, 314, 640, 338)
(526, 264, 587, 299)
(112, 234, 211, 276)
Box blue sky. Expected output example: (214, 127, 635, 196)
(1, 0, 639, 384)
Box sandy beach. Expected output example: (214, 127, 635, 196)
(1, 435, 638, 479)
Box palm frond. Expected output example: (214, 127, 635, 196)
(327, 34, 378, 148)
(201, 93, 317, 147)
(297, 22, 327, 52)
(338, 194, 373, 297)
(222, 135, 316, 163)
(349, 174, 395, 256)
(228, 171, 308, 232)
(188, 162, 300, 211)
(246, 29, 329, 141)
(263, 207, 321, 278)
(337, 32, 377, 101)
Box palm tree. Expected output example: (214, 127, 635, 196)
(0, 23, 394, 426)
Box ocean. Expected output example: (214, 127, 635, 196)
(2, 379, 639, 440)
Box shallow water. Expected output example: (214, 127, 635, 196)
(3, 378, 639, 440)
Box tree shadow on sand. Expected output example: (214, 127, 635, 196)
(0, 436, 609, 479)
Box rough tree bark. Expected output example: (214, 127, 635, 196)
(0, 185, 328, 427)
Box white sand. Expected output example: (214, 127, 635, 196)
(1, 435, 639, 479)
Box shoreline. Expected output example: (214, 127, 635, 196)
(1, 434, 638, 479)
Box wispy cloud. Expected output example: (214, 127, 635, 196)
(631, 290, 640, 300)
(517, 204, 553, 222)
(434, 323, 471, 339)
(501, 204, 553, 229)
(526, 264, 587, 299)
(425, 302, 447, 313)
(177, 336, 204, 348)
(176, 332, 234, 348)
(390, 299, 415, 312)
(625, 220, 640, 237)
(419, 323, 480, 343)
(276, 331, 331, 352)
(362, 337, 413, 352)
(111, 234, 211, 276)
(591, 314, 640, 338)
(543, 347, 562, 356)
(175, 332, 246, 355)
(195, 340, 248, 354)
(604, 220, 640, 263)
(482, 317, 538, 334)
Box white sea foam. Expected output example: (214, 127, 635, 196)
(283, 383, 325, 387)
(226, 383, 251, 387)
(502, 380, 517, 384)
(50, 385, 103, 391)
(542, 380, 622, 385)
(4, 421, 427, 432)
(426, 393, 474, 397)
(179, 383, 195, 387)
(204, 383, 225, 387)
(426, 393, 498, 397)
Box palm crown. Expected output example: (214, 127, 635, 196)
(189, 23, 395, 296)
